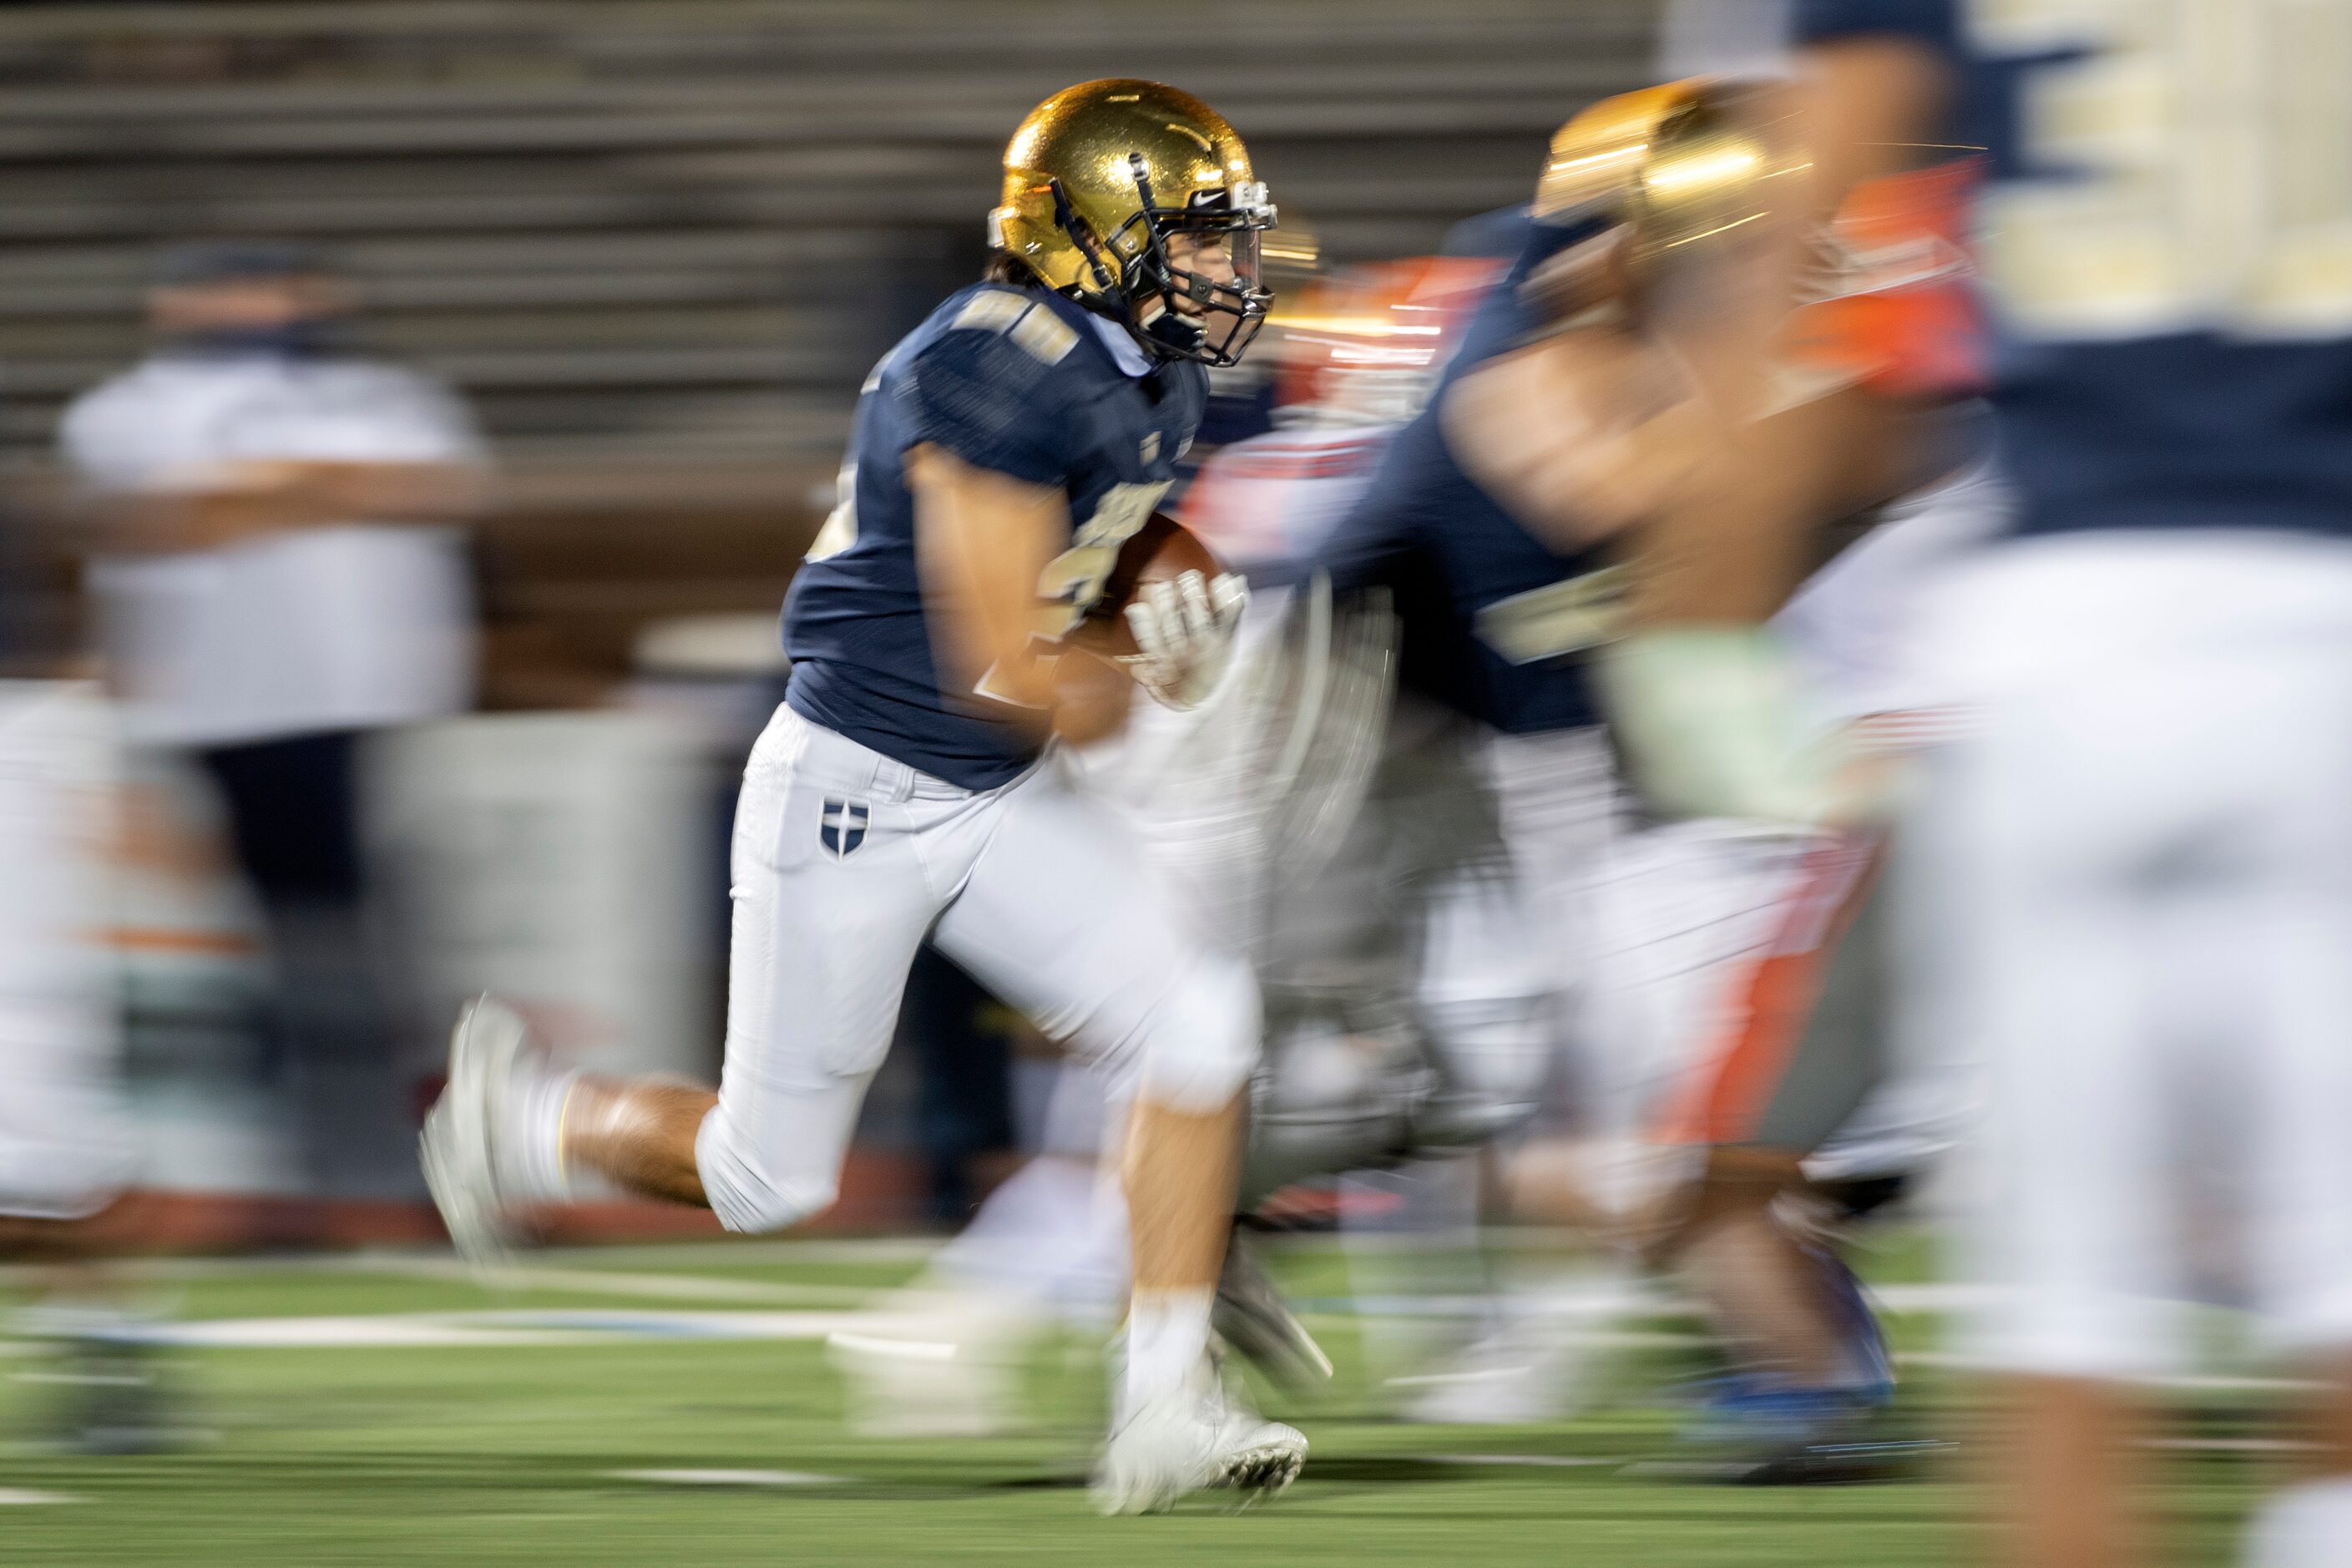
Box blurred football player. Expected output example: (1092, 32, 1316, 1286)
(0, 666, 157, 1449)
(1317, 82, 1985, 1464)
(832, 260, 1538, 1432)
(1460, 6, 2352, 1564)
(1613, 135, 1997, 1477)
(418, 78, 1306, 1515)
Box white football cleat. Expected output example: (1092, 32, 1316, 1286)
(1093, 1370, 1306, 1516)
(419, 995, 534, 1269)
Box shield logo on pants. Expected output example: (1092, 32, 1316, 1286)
(819, 797, 869, 858)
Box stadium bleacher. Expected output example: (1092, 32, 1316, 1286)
(0, 0, 1659, 689)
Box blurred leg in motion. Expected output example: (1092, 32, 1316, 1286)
(913, 753, 1298, 1513)
(557, 1077, 713, 1206)
(1124, 1100, 1242, 1316)
(195, 729, 410, 1200)
(1669, 1148, 1845, 1388)
(1999, 1376, 2147, 1568)
(1646, 850, 1918, 1477)
(421, 706, 1296, 1510)
(1913, 539, 2352, 1568)
(0, 1206, 181, 1456)
(1120, 1094, 1242, 1350)
(2248, 1354, 2352, 1567)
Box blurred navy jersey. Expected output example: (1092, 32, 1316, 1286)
(783, 284, 1206, 789)
(1316, 210, 1616, 736)
(1795, 0, 2352, 542)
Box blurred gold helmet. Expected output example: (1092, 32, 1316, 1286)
(989, 78, 1278, 367)
(1534, 77, 1798, 286)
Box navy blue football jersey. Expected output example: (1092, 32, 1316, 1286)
(783, 284, 1206, 788)
(1316, 209, 1620, 736)
(1796, 0, 2352, 542)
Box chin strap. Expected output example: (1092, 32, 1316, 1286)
(1050, 177, 1117, 294)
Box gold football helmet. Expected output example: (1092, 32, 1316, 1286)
(1533, 78, 1798, 296)
(989, 78, 1278, 367)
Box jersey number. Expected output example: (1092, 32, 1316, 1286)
(1031, 480, 1169, 639)
(1980, 0, 2352, 338)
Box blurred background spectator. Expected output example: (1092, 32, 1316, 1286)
(58, 241, 488, 1201)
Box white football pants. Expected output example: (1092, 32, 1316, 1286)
(1912, 532, 2352, 1377)
(695, 706, 1258, 1235)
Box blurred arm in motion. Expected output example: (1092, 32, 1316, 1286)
(1445, 53, 1950, 827)
(907, 442, 1071, 741)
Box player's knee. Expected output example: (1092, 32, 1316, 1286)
(1134, 950, 1262, 1114)
(694, 1110, 839, 1235)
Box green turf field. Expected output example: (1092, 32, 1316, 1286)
(0, 1235, 2260, 1565)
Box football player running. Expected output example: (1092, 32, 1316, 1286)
(1459, 6, 2352, 1565)
(418, 79, 1305, 1515)
(828, 261, 1550, 1431)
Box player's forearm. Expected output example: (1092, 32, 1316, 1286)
(1631, 41, 1955, 627)
(1626, 386, 1903, 625)
(907, 443, 1065, 730)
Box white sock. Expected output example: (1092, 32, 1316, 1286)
(1124, 1287, 1213, 1410)
(503, 1067, 578, 1203)
(2246, 1479, 2352, 1568)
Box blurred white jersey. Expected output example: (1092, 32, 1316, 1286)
(1774, 457, 2006, 725)
(61, 351, 483, 747)
(0, 683, 132, 1220)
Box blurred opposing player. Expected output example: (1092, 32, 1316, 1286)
(1330, 85, 1984, 1460)
(1616, 136, 1997, 1475)
(420, 79, 1305, 1515)
(1467, 7, 2352, 1563)
(0, 676, 158, 1450)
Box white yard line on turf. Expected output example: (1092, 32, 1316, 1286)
(1424, 1454, 1613, 1468)
(364, 1255, 872, 1306)
(130, 1308, 885, 1348)
(0, 1235, 943, 1290)
(609, 1469, 849, 1487)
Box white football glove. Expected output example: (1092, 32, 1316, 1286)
(1120, 569, 1249, 711)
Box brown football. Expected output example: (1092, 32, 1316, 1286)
(1065, 511, 1223, 660)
